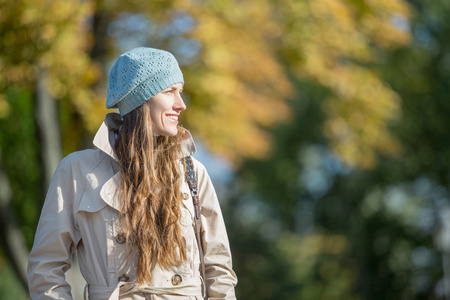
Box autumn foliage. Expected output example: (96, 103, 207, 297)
(0, 0, 411, 168)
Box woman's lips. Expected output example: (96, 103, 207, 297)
(166, 114, 179, 124)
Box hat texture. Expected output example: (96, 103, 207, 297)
(106, 47, 184, 116)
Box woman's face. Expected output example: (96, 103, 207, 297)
(149, 82, 186, 136)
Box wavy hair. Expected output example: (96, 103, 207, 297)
(115, 101, 187, 285)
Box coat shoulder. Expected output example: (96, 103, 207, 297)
(59, 149, 109, 174)
(190, 156, 207, 174)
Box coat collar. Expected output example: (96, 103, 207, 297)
(93, 113, 197, 162)
(93, 113, 197, 211)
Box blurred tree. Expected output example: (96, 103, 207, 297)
(225, 0, 450, 299)
(273, 0, 411, 169)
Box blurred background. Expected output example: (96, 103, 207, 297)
(1, 0, 449, 299)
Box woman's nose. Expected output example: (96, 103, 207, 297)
(174, 93, 187, 112)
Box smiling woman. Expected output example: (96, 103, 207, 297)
(27, 47, 237, 300)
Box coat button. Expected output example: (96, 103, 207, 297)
(171, 274, 182, 286)
(119, 274, 129, 282)
(115, 233, 126, 244)
(182, 193, 189, 200)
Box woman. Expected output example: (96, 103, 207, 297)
(27, 47, 237, 300)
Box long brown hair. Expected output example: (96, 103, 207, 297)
(115, 100, 187, 285)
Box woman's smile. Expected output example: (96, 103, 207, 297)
(166, 114, 179, 124)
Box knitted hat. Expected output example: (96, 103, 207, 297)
(106, 47, 184, 117)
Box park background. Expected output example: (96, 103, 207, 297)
(1, 0, 450, 299)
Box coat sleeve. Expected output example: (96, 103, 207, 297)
(27, 155, 81, 300)
(194, 158, 237, 300)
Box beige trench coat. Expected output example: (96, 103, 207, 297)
(27, 113, 237, 300)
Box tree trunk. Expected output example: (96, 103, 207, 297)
(90, 1, 110, 66)
(0, 151, 29, 291)
(34, 66, 62, 192)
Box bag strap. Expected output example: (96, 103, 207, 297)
(184, 156, 208, 299)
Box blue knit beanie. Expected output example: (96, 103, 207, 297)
(106, 47, 184, 117)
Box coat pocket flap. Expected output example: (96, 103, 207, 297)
(77, 194, 108, 213)
(77, 173, 111, 213)
(77, 167, 121, 213)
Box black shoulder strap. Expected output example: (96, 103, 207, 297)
(184, 156, 208, 299)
